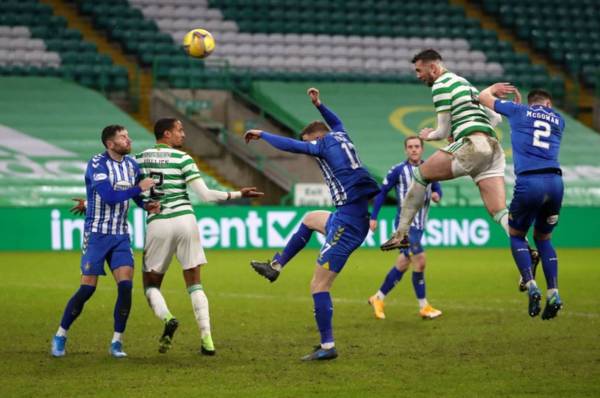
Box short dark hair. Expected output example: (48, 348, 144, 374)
(300, 121, 329, 139)
(404, 135, 423, 148)
(412, 49, 443, 64)
(101, 124, 125, 147)
(153, 118, 179, 140)
(527, 89, 552, 104)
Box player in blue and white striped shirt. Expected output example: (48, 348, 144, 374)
(368, 136, 443, 320)
(51, 125, 158, 358)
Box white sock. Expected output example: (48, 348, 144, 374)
(397, 179, 427, 237)
(112, 332, 122, 343)
(321, 342, 335, 349)
(493, 209, 510, 236)
(56, 327, 67, 337)
(189, 285, 211, 338)
(418, 298, 429, 309)
(547, 288, 558, 298)
(375, 290, 385, 301)
(145, 287, 173, 322)
(525, 280, 537, 289)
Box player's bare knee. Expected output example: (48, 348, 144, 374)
(183, 266, 201, 287)
(302, 211, 330, 233)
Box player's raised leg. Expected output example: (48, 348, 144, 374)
(184, 267, 214, 355)
(110, 264, 133, 358)
(51, 274, 98, 357)
(381, 151, 453, 250)
(250, 211, 328, 282)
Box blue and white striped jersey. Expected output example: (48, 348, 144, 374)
(84, 152, 142, 235)
(371, 160, 442, 231)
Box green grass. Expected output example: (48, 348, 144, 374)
(1, 249, 599, 397)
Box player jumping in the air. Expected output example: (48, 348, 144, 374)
(245, 88, 380, 361)
(136, 118, 263, 355)
(479, 85, 565, 319)
(51, 125, 159, 358)
(380, 49, 508, 251)
(368, 136, 443, 320)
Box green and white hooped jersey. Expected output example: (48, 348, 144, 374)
(135, 144, 202, 222)
(431, 71, 496, 141)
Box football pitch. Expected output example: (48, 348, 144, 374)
(2, 248, 599, 397)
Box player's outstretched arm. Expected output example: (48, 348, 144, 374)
(431, 182, 443, 203)
(479, 82, 518, 109)
(244, 129, 321, 156)
(308, 87, 345, 132)
(189, 176, 263, 203)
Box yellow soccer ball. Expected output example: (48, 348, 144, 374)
(182, 28, 215, 58)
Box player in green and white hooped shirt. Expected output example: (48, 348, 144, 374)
(382, 49, 509, 251)
(136, 118, 263, 355)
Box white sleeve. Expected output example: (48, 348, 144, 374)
(485, 107, 502, 127)
(425, 112, 451, 140)
(189, 177, 241, 203)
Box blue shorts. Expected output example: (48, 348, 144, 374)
(317, 211, 370, 273)
(80, 232, 134, 276)
(509, 172, 564, 234)
(399, 227, 425, 257)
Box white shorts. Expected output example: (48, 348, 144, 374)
(443, 134, 506, 183)
(143, 213, 207, 274)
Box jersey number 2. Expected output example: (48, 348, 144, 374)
(532, 120, 551, 149)
(341, 142, 361, 169)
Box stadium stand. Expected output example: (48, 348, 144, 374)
(476, 0, 600, 90)
(0, 77, 229, 206)
(70, 0, 563, 97)
(250, 81, 600, 206)
(0, 0, 128, 91)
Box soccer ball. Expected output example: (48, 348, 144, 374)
(182, 28, 215, 58)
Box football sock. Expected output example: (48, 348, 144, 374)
(114, 280, 132, 334)
(188, 284, 211, 338)
(510, 236, 533, 284)
(396, 173, 427, 237)
(547, 288, 558, 298)
(379, 266, 404, 297)
(56, 327, 67, 337)
(418, 298, 429, 309)
(313, 292, 334, 348)
(276, 223, 313, 268)
(493, 209, 510, 236)
(412, 271, 426, 300)
(112, 332, 122, 343)
(60, 284, 96, 330)
(535, 238, 558, 290)
(145, 287, 174, 322)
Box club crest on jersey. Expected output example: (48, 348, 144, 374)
(93, 173, 108, 181)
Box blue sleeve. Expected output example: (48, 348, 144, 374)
(132, 195, 145, 208)
(370, 167, 398, 220)
(432, 181, 442, 199)
(95, 181, 142, 205)
(317, 103, 345, 132)
(493, 99, 520, 117)
(261, 131, 322, 156)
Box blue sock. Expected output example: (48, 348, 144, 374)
(114, 280, 133, 333)
(535, 238, 558, 289)
(276, 223, 313, 267)
(412, 271, 426, 299)
(379, 266, 404, 296)
(312, 292, 334, 345)
(60, 284, 96, 330)
(510, 235, 533, 283)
